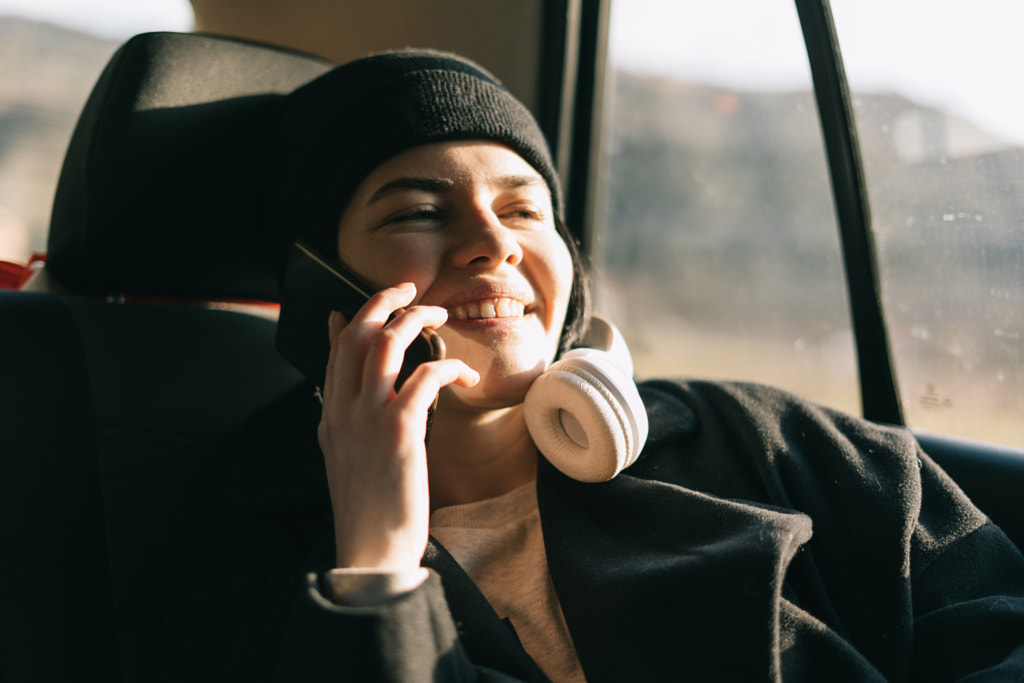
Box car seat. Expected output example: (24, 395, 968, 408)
(0, 32, 329, 682)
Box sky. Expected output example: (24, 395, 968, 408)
(2, 0, 1021, 145)
(608, 0, 1024, 146)
(0, 0, 193, 38)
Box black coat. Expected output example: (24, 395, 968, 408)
(159, 379, 1024, 682)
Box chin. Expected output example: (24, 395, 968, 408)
(438, 329, 557, 408)
(439, 359, 546, 412)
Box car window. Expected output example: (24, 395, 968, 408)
(0, 1, 193, 265)
(831, 0, 1024, 448)
(596, 0, 859, 414)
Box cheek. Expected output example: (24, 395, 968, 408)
(338, 237, 440, 294)
(541, 238, 575, 331)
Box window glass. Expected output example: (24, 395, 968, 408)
(0, 1, 193, 264)
(597, 0, 859, 414)
(832, 0, 1024, 448)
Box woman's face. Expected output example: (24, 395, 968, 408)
(335, 140, 575, 409)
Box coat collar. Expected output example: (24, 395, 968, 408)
(537, 459, 813, 682)
(423, 538, 551, 681)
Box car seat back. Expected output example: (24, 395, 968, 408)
(46, 32, 329, 301)
(1, 32, 329, 681)
(1, 291, 118, 681)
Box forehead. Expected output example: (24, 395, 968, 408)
(357, 140, 548, 194)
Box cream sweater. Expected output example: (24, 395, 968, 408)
(430, 483, 586, 683)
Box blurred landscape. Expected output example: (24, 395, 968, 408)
(596, 70, 1024, 447)
(0, 16, 119, 258)
(1, 16, 1021, 448)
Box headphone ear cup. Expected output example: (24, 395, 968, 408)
(524, 351, 648, 482)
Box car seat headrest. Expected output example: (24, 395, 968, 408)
(45, 32, 331, 302)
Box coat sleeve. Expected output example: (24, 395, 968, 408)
(267, 570, 551, 683)
(640, 379, 1024, 680)
(751, 381, 1024, 680)
(277, 571, 474, 681)
(907, 448, 1024, 681)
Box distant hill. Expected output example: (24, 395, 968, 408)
(600, 69, 1024, 266)
(0, 16, 119, 257)
(597, 68, 1024, 343)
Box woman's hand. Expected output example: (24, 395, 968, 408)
(317, 282, 478, 572)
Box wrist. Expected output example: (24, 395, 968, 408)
(334, 527, 426, 573)
(322, 567, 429, 606)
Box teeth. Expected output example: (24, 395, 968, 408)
(452, 298, 525, 321)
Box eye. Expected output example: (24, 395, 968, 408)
(501, 203, 547, 225)
(382, 205, 445, 228)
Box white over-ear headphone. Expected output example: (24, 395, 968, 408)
(524, 316, 649, 482)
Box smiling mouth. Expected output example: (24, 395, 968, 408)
(451, 298, 527, 321)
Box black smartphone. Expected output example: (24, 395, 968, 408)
(276, 241, 446, 390)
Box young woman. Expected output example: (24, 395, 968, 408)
(163, 49, 1024, 682)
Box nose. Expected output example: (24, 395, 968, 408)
(451, 209, 524, 270)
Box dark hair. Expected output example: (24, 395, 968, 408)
(555, 214, 592, 355)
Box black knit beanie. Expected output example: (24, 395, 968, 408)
(267, 48, 563, 263)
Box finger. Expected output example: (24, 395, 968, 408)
(361, 305, 450, 405)
(323, 283, 417, 401)
(320, 310, 352, 406)
(391, 359, 480, 417)
(350, 282, 417, 328)
(321, 309, 347, 391)
(328, 309, 346, 340)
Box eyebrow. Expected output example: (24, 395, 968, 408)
(365, 174, 547, 206)
(496, 174, 548, 191)
(366, 177, 455, 205)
